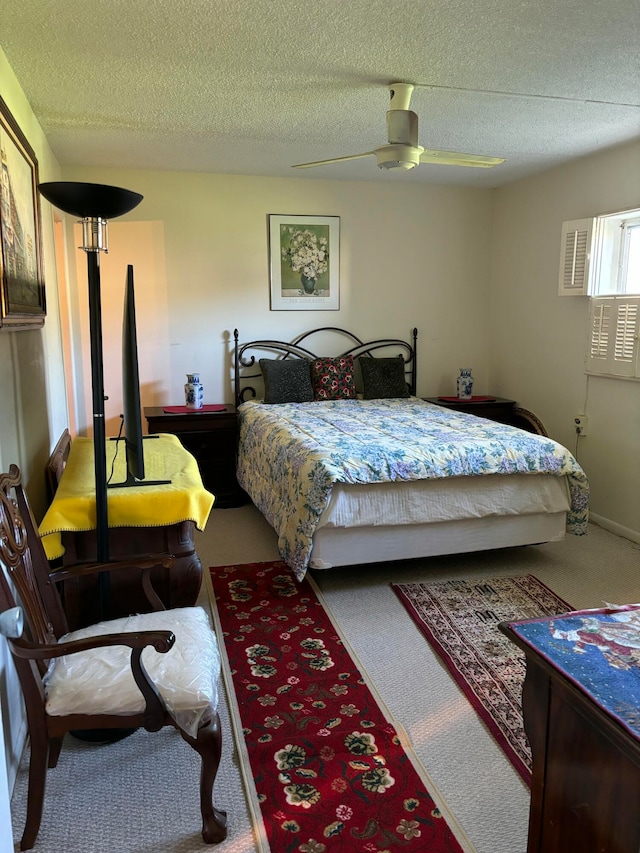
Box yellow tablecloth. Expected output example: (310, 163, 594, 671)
(40, 434, 215, 561)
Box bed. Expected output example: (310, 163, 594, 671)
(233, 327, 589, 580)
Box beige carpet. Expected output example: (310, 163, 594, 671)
(10, 506, 640, 852)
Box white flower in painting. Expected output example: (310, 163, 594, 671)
(281, 227, 329, 282)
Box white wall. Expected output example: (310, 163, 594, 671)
(60, 166, 495, 416)
(0, 51, 67, 507)
(66, 220, 171, 438)
(491, 139, 640, 539)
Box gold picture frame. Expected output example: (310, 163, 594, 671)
(0, 94, 46, 330)
(269, 214, 340, 311)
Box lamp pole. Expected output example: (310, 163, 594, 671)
(85, 242, 108, 562)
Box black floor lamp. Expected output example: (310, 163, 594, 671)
(38, 183, 143, 573)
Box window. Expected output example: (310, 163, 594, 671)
(559, 209, 640, 380)
(559, 209, 640, 297)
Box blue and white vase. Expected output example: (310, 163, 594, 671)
(457, 368, 474, 400)
(185, 373, 204, 409)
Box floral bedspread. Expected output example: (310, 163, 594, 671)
(236, 398, 589, 580)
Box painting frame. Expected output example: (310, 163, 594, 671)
(269, 214, 340, 311)
(0, 94, 46, 331)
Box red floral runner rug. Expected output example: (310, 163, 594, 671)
(209, 561, 471, 853)
(392, 575, 572, 786)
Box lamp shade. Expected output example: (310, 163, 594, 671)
(38, 182, 143, 219)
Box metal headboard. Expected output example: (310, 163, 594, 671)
(233, 326, 418, 407)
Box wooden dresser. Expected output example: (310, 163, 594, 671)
(500, 611, 640, 853)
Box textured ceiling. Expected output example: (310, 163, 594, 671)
(2, 0, 639, 187)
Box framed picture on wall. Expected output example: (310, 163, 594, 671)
(269, 214, 340, 310)
(0, 94, 46, 330)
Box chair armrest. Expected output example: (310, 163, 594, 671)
(51, 554, 175, 612)
(10, 630, 175, 731)
(9, 630, 175, 659)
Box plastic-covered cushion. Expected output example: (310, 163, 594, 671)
(260, 358, 314, 404)
(360, 357, 410, 399)
(311, 355, 358, 400)
(44, 606, 220, 738)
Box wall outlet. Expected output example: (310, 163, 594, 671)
(574, 414, 588, 436)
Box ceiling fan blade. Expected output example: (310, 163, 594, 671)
(292, 152, 374, 169)
(414, 81, 639, 108)
(420, 149, 506, 168)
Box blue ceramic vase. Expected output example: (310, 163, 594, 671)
(185, 373, 204, 409)
(457, 368, 474, 400)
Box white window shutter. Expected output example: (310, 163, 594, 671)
(613, 300, 639, 376)
(587, 299, 612, 371)
(587, 297, 640, 378)
(559, 218, 594, 296)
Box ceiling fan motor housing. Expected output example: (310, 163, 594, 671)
(387, 110, 419, 146)
(376, 144, 421, 170)
(378, 109, 421, 169)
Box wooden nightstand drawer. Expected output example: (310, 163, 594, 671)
(422, 396, 517, 425)
(177, 429, 236, 463)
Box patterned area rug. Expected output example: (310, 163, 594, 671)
(392, 575, 572, 786)
(209, 561, 469, 853)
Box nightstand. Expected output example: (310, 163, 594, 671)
(144, 406, 246, 507)
(423, 396, 517, 425)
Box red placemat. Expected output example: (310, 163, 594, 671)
(162, 404, 227, 414)
(437, 396, 497, 403)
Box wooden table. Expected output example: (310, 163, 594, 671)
(40, 434, 215, 629)
(499, 608, 640, 853)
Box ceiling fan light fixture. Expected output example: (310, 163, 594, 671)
(378, 160, 416, 171)
(375, 144, 421, 170)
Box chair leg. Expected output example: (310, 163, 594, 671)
(48, 736, 64, 768)
(21, 729, 50, 851)
(178, 712, 227, 843)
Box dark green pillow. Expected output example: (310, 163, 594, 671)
(360, 357, 410, 399)
(260, 358, 314, 404)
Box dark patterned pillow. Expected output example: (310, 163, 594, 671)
(360, 357, 410, 399)
(260, 359, 314, 404)
(311, 355, 358, 400)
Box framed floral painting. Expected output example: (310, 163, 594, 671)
(269, 214, 339, 310)
(0, 95, 46, 330)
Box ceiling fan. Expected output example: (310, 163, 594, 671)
(292, 82, 505, 172)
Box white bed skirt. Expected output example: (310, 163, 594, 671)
(308, 473, 571, 569)
(309, 511, 568, 569)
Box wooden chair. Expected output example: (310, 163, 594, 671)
(45, 428, 72, 501)
(0, 465, 227, 850)
(511, 407, 549, 436)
